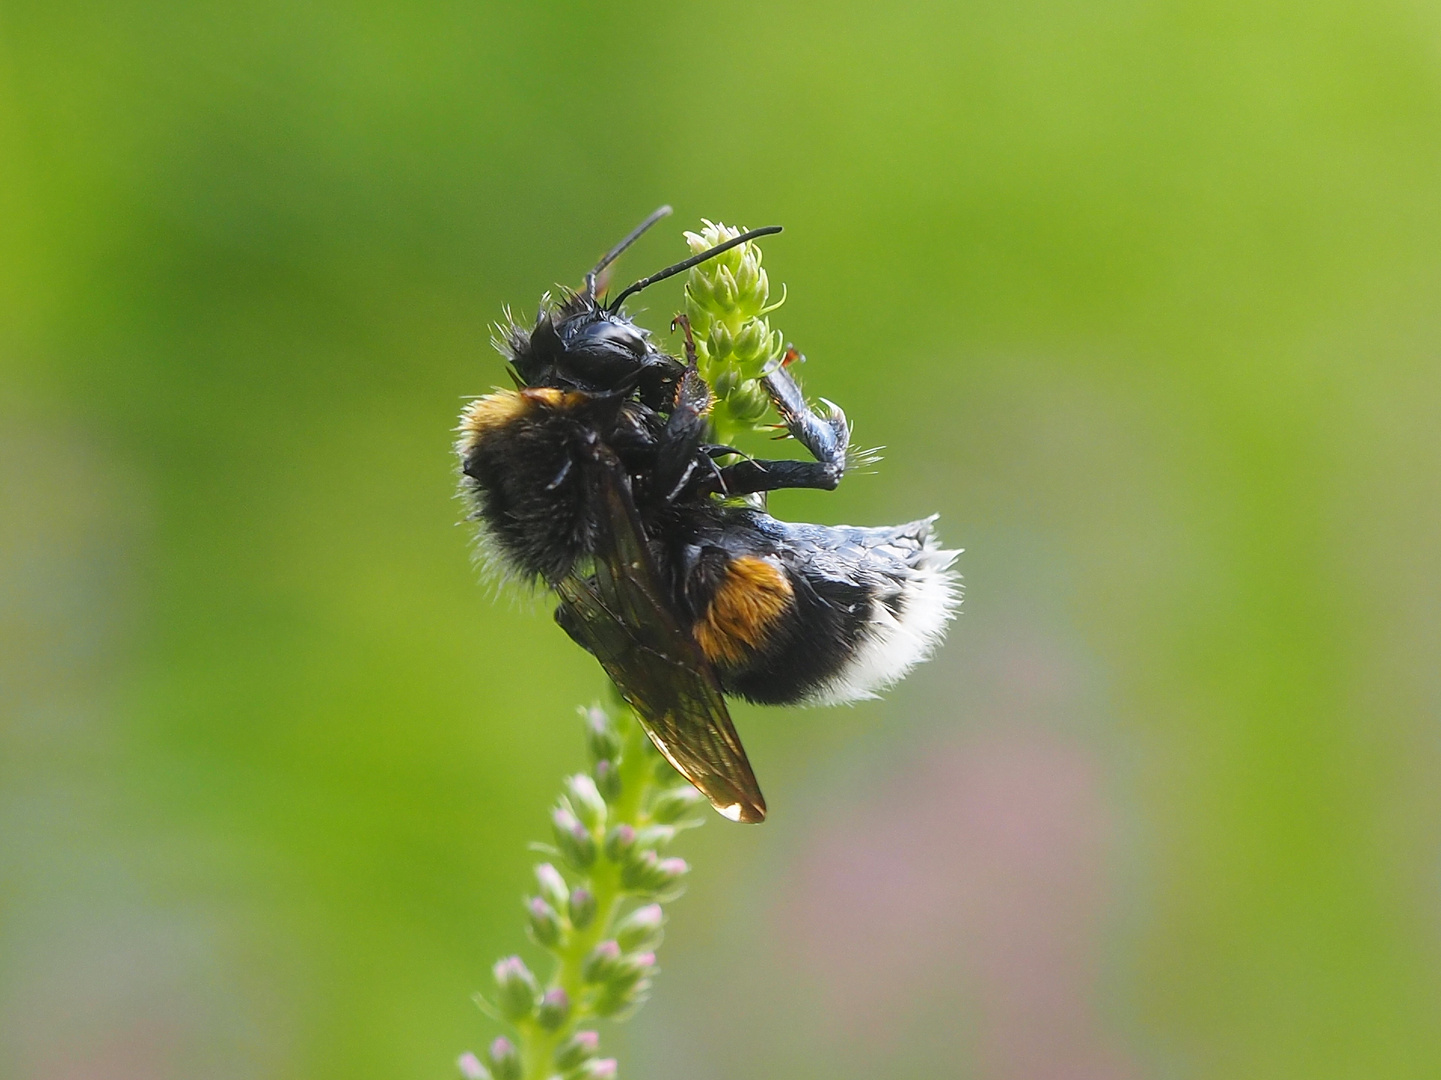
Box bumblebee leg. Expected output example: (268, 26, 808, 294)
(703, 456, 841, 496)
(762, 364, 849, 475)
(691, 364, 850, 496)
(651, 314, 716, 500)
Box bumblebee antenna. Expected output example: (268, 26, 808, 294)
(584, 205, 673, 296)
(607, 225, 783, 313)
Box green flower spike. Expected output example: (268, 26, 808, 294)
(682, 220, 790, 447)
(464, 703, 707, 1080)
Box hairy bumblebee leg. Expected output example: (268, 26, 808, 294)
(662, 457, 701, 501)
(650, 312, 717, 499)
(686, 361, 849, 495)
(762, 364, 850, 473)
(665, 313, 712, 416)
(672, 312, 701, 367)
(700, 456, 840, 497)
(700, 452, 730, 495)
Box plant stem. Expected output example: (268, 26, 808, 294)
(517, 712, 657, 1080)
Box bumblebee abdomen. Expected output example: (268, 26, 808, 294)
(712, 564, 873, 706)
(684, 511, 960, 706)
(457, 389, 592, 583)
(690, 555, 795, 668)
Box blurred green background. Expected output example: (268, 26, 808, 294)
(4, 1, 1441, 1077)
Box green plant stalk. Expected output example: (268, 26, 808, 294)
(516, 715, 651, 1080)
(468, 701, 703, 1080)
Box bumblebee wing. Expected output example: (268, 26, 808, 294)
(555, 452, 767, 824)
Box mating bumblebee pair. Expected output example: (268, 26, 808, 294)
(457, 208, 959, 823)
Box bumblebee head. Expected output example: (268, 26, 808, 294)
(506, 294, 683, 406)
(498, 208, 782, 408)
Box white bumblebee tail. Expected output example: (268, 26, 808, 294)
(807, 516, 962, 705)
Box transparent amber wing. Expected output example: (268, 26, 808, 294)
(555, 451, 766, 824)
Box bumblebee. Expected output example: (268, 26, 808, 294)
(458, 208, 958, 822)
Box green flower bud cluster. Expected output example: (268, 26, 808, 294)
(682, 220, 789, 446)
(463, 703, 708, 1080)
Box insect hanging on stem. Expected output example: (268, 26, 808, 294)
(457, 207, 959, 823)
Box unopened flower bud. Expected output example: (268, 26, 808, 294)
(534, 863, 569, 911)
(584, 706, 621, 762)
(569, 886, 596, 930)
(592, 980, 651, 1019)
(733, 255, 759, 307)
(573, 1058, 619, 1080)
(733, 318, 768, 363)
(553, 1030, 600, 1071)
(685, 269, 714, 306)
(683, 297, 713, 337)
(718, 238, 743, 274)
(491, 956, 538, 1021)
(614, 904, 665, 952)
(581, 940, 622, 984)
(707, 320, 733, 359)
(714, 265, 737, 311)
(604, 823, 636, 863)
(620, 849, 658, 891)
(565, 774, 607, 831)
(631, 824, 676, 853)
(526, 896, 562, 948)
(730, 380, 770, 424)
(593, 758, 621, 802)
(552, 807, 596, 870)
(622, 851, 689, 895)
(458, 1051, 490, 1080)
(648, 785, 707, 824)
(535, 988, 570, 1031)
(607, 950, 657, 994)
(488, 1037, 521, 1080)
(711, 366, 739, 399)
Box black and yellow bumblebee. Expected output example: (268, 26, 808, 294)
(458, 208, 958, 822)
